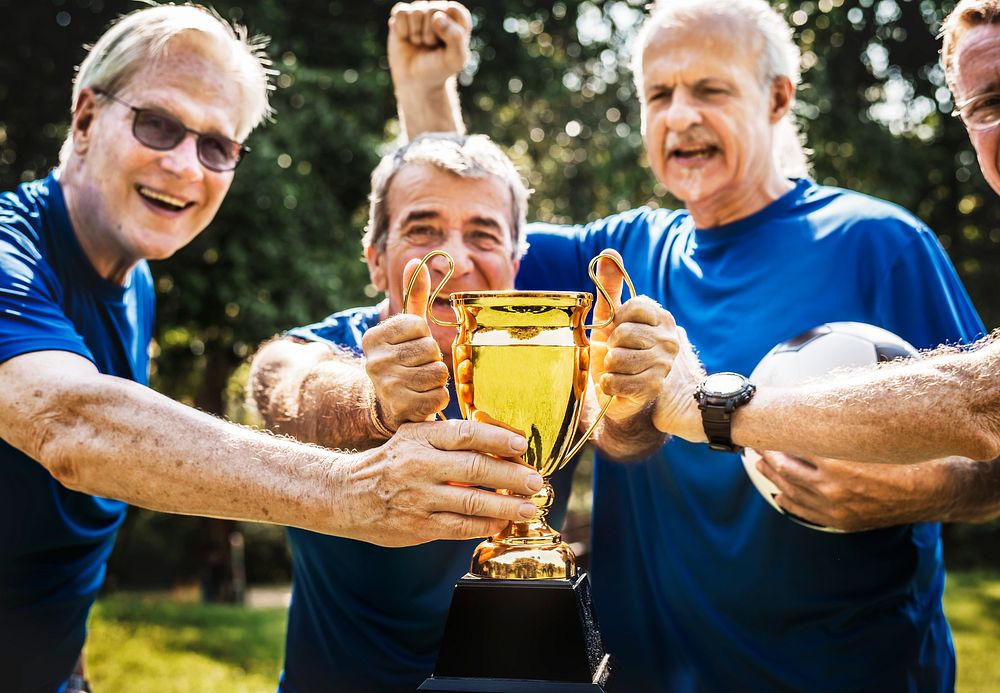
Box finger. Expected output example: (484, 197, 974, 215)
(414, 419, 532, 467)
(757, 450, 818, 486)
(593, 248, 625, 328)
(445, 1, 472, 32)
(611, 297, 663, 332)
(599, 371, 660, 400)
(391, 7, 412, 43)
(435, 485, 539, 522)
(772, 493, 831, 528)
(755, 454, 822, 502)
(422, 9, 440, 46)
(402, 258, 432, 319)
(432, 10, 470, 67)
(426, 513, 511, 541)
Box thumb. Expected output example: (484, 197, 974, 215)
(403, 258, 431, 319)
(593, 248, 625, 329)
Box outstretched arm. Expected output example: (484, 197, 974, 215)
(4, 349, 543, 546)
(389, 1, 469, 139)
(652, 333, 1000, 465)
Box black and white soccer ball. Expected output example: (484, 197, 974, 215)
(742, 322, 918, 532)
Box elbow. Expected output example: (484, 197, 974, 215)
(27, 401, 89, 491)
(962, 409, 1000, 462)
(247, 339, 290, 428)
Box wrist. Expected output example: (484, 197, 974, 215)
(366, 385, 395, 440)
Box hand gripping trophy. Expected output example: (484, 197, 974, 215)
(410, 250, 634, 693)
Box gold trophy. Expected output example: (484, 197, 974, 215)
(410, 250, 634, 692)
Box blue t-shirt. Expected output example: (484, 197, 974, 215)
(280, 304, 576, 693)
(517, 179, 984, 693)
(0, 173, 154, 691)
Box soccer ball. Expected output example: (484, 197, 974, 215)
(742, 322, 918, 532)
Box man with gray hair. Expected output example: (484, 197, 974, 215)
(249, 128, 675, 691)
(0, 6, 547, 691)
(249, 131, 544, 693)
(388, 0, 986, 690)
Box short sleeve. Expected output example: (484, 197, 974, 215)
(874, 224, 985, 350)
(0, 220, 93, 365)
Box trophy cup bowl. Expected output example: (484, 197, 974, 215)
(453, 290, 591, 579)
(405, 250, 634, 581)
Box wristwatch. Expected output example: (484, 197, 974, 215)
(693, 372, 756, 453)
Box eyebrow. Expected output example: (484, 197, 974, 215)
(399, 210, 441, 227)
(398, 210, 504, 231)
(466, 216, 503, 231)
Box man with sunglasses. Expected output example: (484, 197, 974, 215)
(0, 6, 548, 691)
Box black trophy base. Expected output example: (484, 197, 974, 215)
(418, 572, 611, 693)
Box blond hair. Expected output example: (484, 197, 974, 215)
(60, 2, 273, 163)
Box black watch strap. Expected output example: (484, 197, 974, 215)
(700, 405, 740, 453)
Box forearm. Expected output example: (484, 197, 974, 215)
(734, 344, 1000, 464)
(19, 372, 352, 534)
(250, 338, 386, 450)
(397, 77, 464, 140)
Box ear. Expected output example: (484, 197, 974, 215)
(769, 76, 794, 124)
(366, 244, 388, 291)
(71, 88, 101, 155)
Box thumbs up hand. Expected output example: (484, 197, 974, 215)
(362, 259, 451, 436)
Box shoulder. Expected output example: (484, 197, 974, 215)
(797, 182, 930, 242)
(527, 205, 683, 240)
(285, 304, 384, 353)
(0, 179, 60, 288)
(0, 178, 52, 255)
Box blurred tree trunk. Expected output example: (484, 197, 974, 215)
(197, 345, 245, 604)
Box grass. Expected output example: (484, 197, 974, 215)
(87, 571, 1000, 692)
(88, 591, 287, 692)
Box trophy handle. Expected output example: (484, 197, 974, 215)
(401, 249, 461, 328)
(565, 253, 638, 460)
(583, 252, 636, 330)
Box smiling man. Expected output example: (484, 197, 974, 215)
(250, 132, 672, 693)
(0, 6, 549, 691)
(393, 0, 987, 691)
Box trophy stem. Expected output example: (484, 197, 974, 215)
(470, 480, 577, 579)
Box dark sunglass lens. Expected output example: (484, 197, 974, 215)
(133, 110, 186, 149)
(198, 136, 240, 171)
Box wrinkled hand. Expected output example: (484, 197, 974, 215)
(755, 450, 935, 532)
(389, 1, 471, 91)
(363, 259, 450, 431)
(346, 419, 543, 546)
(650, 325, 707, 443)
(590, 249, 678, 422)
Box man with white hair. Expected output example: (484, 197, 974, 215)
(612, 0, 1000, 492)
(0, 6, 549, 691)
(388, 0, 987, 690)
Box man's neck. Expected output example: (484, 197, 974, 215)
(686, 174, 795, 229)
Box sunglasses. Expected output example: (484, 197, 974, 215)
(953, 91, 1000, 132)
(93, 88, 248, 172)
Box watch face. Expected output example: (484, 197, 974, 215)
(701, 372, 748, 397)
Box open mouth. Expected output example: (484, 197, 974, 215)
(670, 144, 719, 160)
(136, 185, 194, 212)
